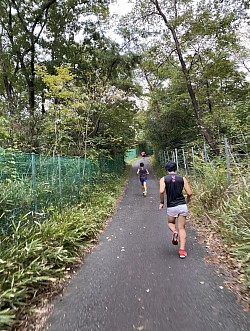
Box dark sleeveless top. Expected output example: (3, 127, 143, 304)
(139, 168, 147, 179)
(164, 174, 186, 207)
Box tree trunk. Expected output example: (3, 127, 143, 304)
(153, 0, 220, 155)
(0, 36, 15, 115)
(144, 72, 161, 115)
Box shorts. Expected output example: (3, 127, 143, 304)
(167, 204, 188, 217)
(140, 179, 147, 184)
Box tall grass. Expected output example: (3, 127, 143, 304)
(218, 190, 250, 286)
(0, 170, 129, 330)
(191, 159, 229, 214)
(191, 159, 250, 290)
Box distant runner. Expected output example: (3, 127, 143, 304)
(137, 162, 149, 196)
(159, 161, 192, 258)
(141, 151, 146, 159)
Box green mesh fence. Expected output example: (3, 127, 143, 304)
(124, 148, 137, 162)
(0, 149, 125, 232)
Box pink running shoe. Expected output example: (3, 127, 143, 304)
(171, 231, 178, 245)
(179, 249, 187, 259)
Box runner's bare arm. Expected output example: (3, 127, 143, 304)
(183, 177, 192, 203)
(159, 177, 165, 209)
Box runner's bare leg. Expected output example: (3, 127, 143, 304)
(167, 215, 176, 232)
(177, 215, 186, 250)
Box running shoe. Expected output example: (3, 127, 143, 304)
(179, 249, 187, 259)
(171, 231, 178, 245)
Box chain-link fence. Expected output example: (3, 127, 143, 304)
(0, 149, 125, 231)
(157, 134, 250, 187)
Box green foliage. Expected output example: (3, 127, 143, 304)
(191, 158, 229, 213)
(190, 157, 250, 288)
(144, 95, 199, 150)
(150, 155, 166, 179)
(218, 190, 250, 286)
(0, 168, 129, 329)
(0, 149, 125, 231)
(234, 96, 250, 135)
(35, 63, 139, 157)
(0, 1, 140, 156)
(120, 0, 250, 151)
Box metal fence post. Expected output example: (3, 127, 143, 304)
(204, 142, 208, 165)
(191, 147, 196, 180)
(163, 151, 166, 164)
(31, 152, 37, 213)
(172, 150, 175, 162)
(224, 138, 232, 187)
(58, 155, 62, 206)
(175, 148, 179, 170)
(78, 156, 81, 199)
(182, 148, 187, 175)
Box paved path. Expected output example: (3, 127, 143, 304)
(45, 157, 250, 331)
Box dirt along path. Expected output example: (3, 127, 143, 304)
(44, 157, 250, 331)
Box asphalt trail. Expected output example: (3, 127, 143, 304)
(45, 157, 250, 331)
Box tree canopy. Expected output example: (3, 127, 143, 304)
(0, 0, 250, 156)
(117, 0, 250, 153)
